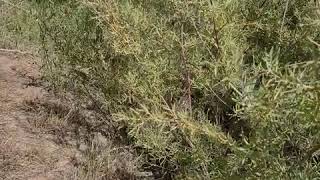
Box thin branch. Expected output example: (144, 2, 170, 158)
(280, 0, 290, 34)
(308, 37, 320, 47)
(180, 24, 192, 114)
(212, 17, 221, 57)
(259, 0, 268, 8)
(0, 48, 33, 55)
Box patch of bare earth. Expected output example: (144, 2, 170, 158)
(0, 52, 76, 180)
(0, 52, 152, 180)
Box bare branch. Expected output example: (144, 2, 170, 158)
(0, 48, 33, 55)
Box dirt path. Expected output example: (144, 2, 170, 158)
(0, 53, 76, 180)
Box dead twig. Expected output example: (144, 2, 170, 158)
(308, 37, 320, 47)
(280, 0, 290, 34)
(0, 48, 33, 56)
(180, 24, 192, 114)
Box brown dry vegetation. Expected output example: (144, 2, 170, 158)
(0, 52, 146, 180)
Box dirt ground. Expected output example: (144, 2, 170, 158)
(0, 52, 76, 180)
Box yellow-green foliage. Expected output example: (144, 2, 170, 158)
(0, 0, 38, 50)
(31, 0, 320, 178)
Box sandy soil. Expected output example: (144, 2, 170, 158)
(0, 52, 76, 180)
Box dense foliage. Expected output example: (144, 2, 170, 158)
(7, 0, 320, 179)
(0, 0, 38, 49)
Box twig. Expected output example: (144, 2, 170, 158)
(180, 24, 192, 114)
(212, 17, 221, 57)
(308, 37, 320, 47)
(0, 48, 33, 55)
(280, 0, 290, 34)
(259, 0, 268, 8)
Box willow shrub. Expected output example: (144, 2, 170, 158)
(34, 0, 320, 178)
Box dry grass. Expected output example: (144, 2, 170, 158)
(21, 95, 152, 180)
(74, 143, 147, 180)
(0, 129, 72, 180)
